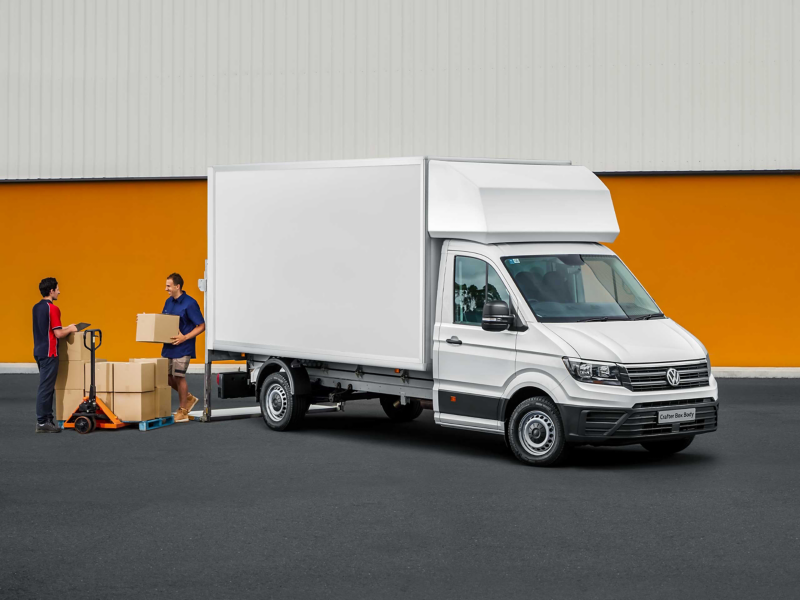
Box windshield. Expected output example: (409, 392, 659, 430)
(502, 254, 662, 323)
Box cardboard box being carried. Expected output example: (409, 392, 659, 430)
(55, 360, 85, 390)
(114, 392, 156, 422)
(55, 389, 85, 420)
(155, 386, 172, 418)
(130, 358, 169, 387)
(85, 361, 114, 392)
(136, 314, 180, 344)
(112, 362, 155, 393)
(58, 332, 92, 362)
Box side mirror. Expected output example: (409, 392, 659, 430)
(482, 301, 514, 332)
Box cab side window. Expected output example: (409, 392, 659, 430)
(454, 256, 511, 325)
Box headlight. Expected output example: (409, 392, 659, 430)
(562, 357, 622, 386)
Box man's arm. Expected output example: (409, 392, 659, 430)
(54, 324, 78, 339)
(171, 323, 205, 345)
(171, 299, 206, 345)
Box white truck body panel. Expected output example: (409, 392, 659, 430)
(427, 160, 619, 243)
(208, 158, 432, 371)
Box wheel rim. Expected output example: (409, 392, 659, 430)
(518, 411, 556, 456)
(265, 383, 288, 421)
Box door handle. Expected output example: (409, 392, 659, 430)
(446, 336, 462, 345)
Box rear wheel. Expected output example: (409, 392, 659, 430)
(260, 373, 308, 431)
(506, 397, 569, 467)
(641, 436, 694, 456)
(380, 397, 423, 422)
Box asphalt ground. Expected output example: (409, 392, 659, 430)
(1, 375, 798, 600)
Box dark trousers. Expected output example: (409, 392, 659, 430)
(35, 356, 59, 424)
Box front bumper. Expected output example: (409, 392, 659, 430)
(558, 398, 718, 446)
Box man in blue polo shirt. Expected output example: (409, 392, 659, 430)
(162, 273, 205, 422)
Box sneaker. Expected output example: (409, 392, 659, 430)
(35, 421, 62, 433)
(185, 394, 200, 413)
(174, 408, 189, 423)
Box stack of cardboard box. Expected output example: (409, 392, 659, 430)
(54, 329, 175, 423)
(130, 358, 172, 418)
(55, 332, 91, 420)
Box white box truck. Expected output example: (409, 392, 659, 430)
(205, 157, 718, 466)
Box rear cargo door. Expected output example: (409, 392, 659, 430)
(436, 252, 517, 422)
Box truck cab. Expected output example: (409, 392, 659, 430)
(433, 239, 717, 465)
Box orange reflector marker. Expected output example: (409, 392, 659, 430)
(395, 369, 401, 373)
(451, 396, 457, 402)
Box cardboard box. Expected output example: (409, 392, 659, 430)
(58, 332, 92, 362)
(55, 389, 85, 420)
(85, 361, 114, 392)
(114, 392, 156, 422)
(130, 358, 169, 387)
(112, 362, 155, 393)
(136, 313, 180, 343)
(155, 386, 173, 417)
(55, 360, 86, 390)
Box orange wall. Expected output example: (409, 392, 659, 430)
(2, 180, 208, 364)
(2, 174, 799, 366)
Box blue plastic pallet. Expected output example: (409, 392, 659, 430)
(131, 416, 175, 431)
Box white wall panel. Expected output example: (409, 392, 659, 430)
(0, 0, 797, 179)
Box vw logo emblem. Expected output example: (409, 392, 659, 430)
(666, 368, 681, 387)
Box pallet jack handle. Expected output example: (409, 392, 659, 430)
(83, 329, 102, 402)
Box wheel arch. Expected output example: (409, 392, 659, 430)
(500, 386, 553, 424)
(500, 371, 565, 423)
(255, 358, 312, 400)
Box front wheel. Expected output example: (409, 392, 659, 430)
(260, 373, 308, 431)
(641, 436, 694, 456)
(506, 397, 569, 467)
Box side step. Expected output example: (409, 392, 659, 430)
(188, 403, 343, 422)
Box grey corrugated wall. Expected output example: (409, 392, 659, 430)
(0, 0, 797, 179)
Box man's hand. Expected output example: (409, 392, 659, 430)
(171, 334, 188, 345)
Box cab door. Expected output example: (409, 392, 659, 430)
(435, 252, 517, 423)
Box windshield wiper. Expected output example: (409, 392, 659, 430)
(632, 313, 665, 320)
(577, 316, 631, 322)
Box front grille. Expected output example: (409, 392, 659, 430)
(583, 410, 626, 436)
(610, 405, 718, 438)
(621, 360, 710, 392)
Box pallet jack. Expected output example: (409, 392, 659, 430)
(62, 329, 128, 434)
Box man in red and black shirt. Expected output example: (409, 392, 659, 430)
(32, 277, 77, 433)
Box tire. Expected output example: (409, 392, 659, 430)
(380, 397, 423, 422)
(641, 436, 694, 456)
(260, 373, 308, 431)
(506, 396, 569, 467)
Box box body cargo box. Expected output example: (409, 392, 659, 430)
(207, 159, 438, 371)
(206, 158, 618, 372)
(136, 314, 180, 344)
